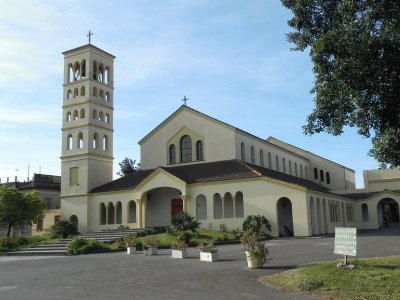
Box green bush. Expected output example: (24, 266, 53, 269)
(49, 220, 77, 238)
(67, 237, 105, 255)
(0, 237, 19, 251)
(242, 215, 271, 237)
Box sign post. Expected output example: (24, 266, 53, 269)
(334, 227, 357, 265)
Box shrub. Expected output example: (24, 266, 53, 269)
(67, 237, 105, 255)
(0, 237, 19, 251)
(242, 215, 271, 237)
(197, 240, 217, 253)
(116, 225, 130, 231)
(49, 220, 77, 238)
(169, 212, 200, 244)
(143, 236, 160, 249)
(171, 240, 188, 250)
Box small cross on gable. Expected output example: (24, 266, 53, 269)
(182, 96, 189, 106)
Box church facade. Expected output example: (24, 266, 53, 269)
(60, 44, 400, 237)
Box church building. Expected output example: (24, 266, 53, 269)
(60, 44, 400, 237)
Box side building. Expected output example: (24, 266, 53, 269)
(0, 174, 61, 237)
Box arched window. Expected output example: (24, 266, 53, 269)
(282, 158, 286, 173)
(68, 64, 73, 83)
(260, 150, 264, 167)
(224, 193, 234, 218)
(116, 202, 122, 224)
(105, 92, 110, 101)
(77, 132, 83, 149)
(80, 108, 85, 119)
(107, 203, 115, 224)
(93, 87, 97, 97)
(300, 165, 303, 178)
(80, 86, 85, 96)
(99, 203, 106, 225)
(105, 67, 110, 84)
(67, 89, 72, 100)
(81, 60, 86, 78)
(196, 140, 203, 161)
(213, 194, 222, 219)
(105, 113, 110, 123)
(275, 155, 279, 171)
(241, 142, 245, 160)
(128, 201, 136, 223)
(99, 90, 104, 100)
(73, 110, 78, 120)
(66, 112, 72, 122)
(314, 167, 318, 179)
(92, 109, 98, 120)
(98, 64, 104, 83)
(305, 167, 308, 179)
(289, 160, 292, 175)
(295, 163, 298, 176)
(235, 191, 244, 218)
(326, 172, 331, 184)
(93, 61, 98, 80)
(268, 152, 272, 168)
(196, 194, 207, 220)
(73, 62, 80, 81)
(92, 133, 98, 149)
(102, 135, 108, 151)
(320, 170, 324, 181)
(251, 146, 255, 163)
(169, 144, 176, 164)
(67, 134, 73, 150)
(73, 88, 79, 98)
(180, 135, 192, 162)
(362, 203, 369, 222)
(99, 111, 104, 122)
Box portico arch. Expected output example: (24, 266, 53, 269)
(377, 198, 399, 228)
(144, 187, 182, 227)
(276, 197, 293, 236)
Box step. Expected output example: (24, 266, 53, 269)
(6, 249, 68, 256)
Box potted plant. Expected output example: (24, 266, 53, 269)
(197, 240, 219, 262)
(143, 236, 159, 256)
(171, 239, 188, 259)
(240, 231, 270, 268)
(123, 235, 141, 254)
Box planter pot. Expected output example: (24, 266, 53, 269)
(245, 251, 264, 269)
(171, 249, 188, 259)
(144, 246, 158, 256)
(127, 247, 137, 254)
(200, 251, 219, 262)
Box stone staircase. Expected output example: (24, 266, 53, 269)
(3, 229, 148, 256)
(80, 229, 146, 242)
(4, 239, 71, 256)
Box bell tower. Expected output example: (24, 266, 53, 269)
(61, 43, 115, 197)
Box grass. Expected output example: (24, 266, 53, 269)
(0, 234, 58, 252)
(112, 229, 238, 248)
(260, 256, 400, 300)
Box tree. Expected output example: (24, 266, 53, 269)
(281, 0, 400, 167)
(117, 157, 141, 177)
(0, 185, 47, 237)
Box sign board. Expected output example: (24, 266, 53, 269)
(334, 227, 357, 256)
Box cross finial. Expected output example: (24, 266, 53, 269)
(182, 96, 189, 106)
(87, 30, 93, 44)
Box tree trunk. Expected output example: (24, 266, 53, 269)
(7, 223, 13, 237)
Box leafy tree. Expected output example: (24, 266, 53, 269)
(0, 185, 47, 237)
(117, 157, 141, 177)
(281, 0, 400, 167)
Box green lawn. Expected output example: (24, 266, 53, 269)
(261, 256, 400, 300)
(0, 234, 57, 252)
(135, 229, 238, 247)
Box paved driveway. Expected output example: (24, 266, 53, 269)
(0, 228, 399, 300)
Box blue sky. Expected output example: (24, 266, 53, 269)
(0, 0, 378, 187)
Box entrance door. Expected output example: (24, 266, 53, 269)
(171, 198, 183, 217)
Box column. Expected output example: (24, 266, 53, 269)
(181, 195, 189, 213)
(136, 199, 143, 228)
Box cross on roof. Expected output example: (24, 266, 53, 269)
(182, 96, 189, 106)
(87, 30, 93, 44)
